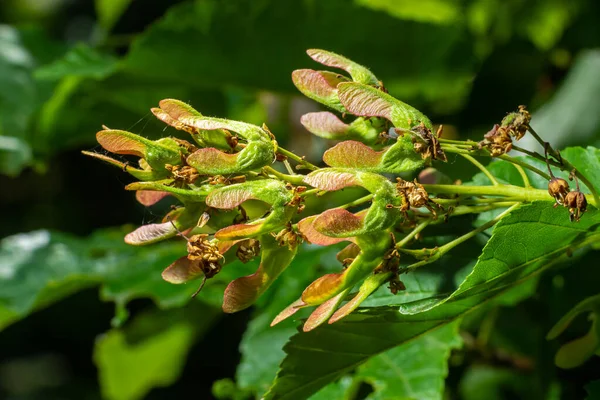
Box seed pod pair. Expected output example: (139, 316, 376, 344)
(547, 170, 588, 222)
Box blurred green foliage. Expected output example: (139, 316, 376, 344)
(1, 0, 600, 399)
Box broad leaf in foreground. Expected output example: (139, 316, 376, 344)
(397, 202, 600, 315)
(265, 203, 600, 399)
(355, 321, 462, 400)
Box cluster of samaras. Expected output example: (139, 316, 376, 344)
(89, 49, 562, 331)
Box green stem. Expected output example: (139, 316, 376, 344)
(339, 194, 374, 209)
(460, 153, 499, 186)
(300, 188, 322, 197)
(497, 155, 551, 181)
(511, 163, 531, 188)
(422, 184, 559, 203)
(263, 166, 305, 185)
(412, 202, 519, 225)
(277, 147, 319, 171)
(401, 203, 520, 271)
(283, 159, 296, 175)
(396, 220, 431, 249)
(439, 138, 479, 147)
(432, 197, 522, 205)
(525, 124, 549, 151)
(441, 146, 471, 155)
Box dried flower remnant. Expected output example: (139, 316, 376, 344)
(548, 177, 570, 206)
(395, 178, 438, 216)
(165, 164, 201, 185)
(236, 238, 261, 263)
(478, 124, 513, 157)
(186, 234, 224, 275)
(564, 172, 588, 222)
(501, 105, 531, 140)
(478, 106, 531, 156)
(410, 123, 447, 162)
(272, 224, 305, 250)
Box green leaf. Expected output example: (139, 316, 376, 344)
(0, 228, 257, 330)
(265, 200, 600, 399)
(95, 0, 133, 32)
(94, 304, 219, 400)
(547, 293, 600, 340)
(35, 44, 117, 80)
(0, 136, 32, 177)
(562, 146, 600, 195)
(0, 25, 36, 176)
(458, 365, 535, 400)
(120, 0, 478, 107)
(524, 0, 576, 51)
(355, 0, 461, 25)
(264, 278, 543, 400)
(398, 202, 600, 315)
(355, 321, 462, 400)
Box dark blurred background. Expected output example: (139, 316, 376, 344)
(1, 0, 600, 399)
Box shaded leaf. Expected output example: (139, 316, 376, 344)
(586, 380, 600, 400)
(356, 0, 461, 25)
(0, 228, 258, 330)
(94, 304, 219, 400)
(95, 0, 133, 32)
(35, 44, 117, 80)
(0, 26, 36, 176)
(547, 293, 600, 339)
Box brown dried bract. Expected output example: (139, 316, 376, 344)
(411, 123, 447, 162)
(165, 164, 200, 184)
(395, 178, 438, 217)
(478, 124, 513, 157)
(236, 238, 261, 263)
(501, 105, 531, 140)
